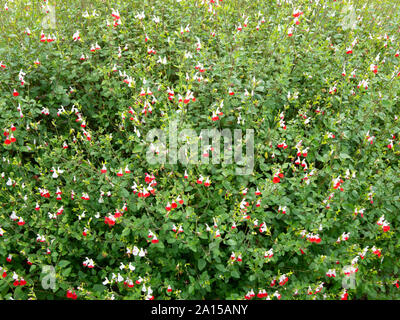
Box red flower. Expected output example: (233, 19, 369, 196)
(273, 176, 280, 183)
(67, 290, 78, 299)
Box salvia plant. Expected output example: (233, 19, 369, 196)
(0, 0, 399, 300)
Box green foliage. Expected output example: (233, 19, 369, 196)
(0, 0, 399, 300)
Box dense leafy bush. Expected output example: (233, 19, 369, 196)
(0, 0, 400, 300)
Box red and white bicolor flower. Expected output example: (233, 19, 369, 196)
(340, 289, 348, 300)
(12, 272, 27, 287)
(354, 207, 365, 218)
(371, 246, 382, 258)
(365, 131, 375, 144)
(293, 8, 303, 18)
(0, 266, 7, 278)
(272, 170, 284, 183)
(343, 265, 358, 276)
(315, 283, 324, 294)
(279, 119, 286, 130)
(277, 141, 287, 149)
(111, 8, 120, 20)
(264, 248, 274, 259)
(17, 217, 25, 226)
(19, 70, 26, 85)
(82, 228, 88, 237)
(332, 176, 343, 190)
(257, 289, 268, 298)
(357, 79, 369, 90)
(336, 232, 350, 243)
(273, 291, 281, 300)
(326, 269, 336, 277)
(377, 215, 390, 232)
(83, 257, 95, 268)
(278, 205, 287, 214)
(239, 198, 249, 211)
(81, 192, 90, 200)
(57, 206, 64, 216)
(151, 234, 159, 244)
(244, 289, 255, 300)
(147, 47, 156, 54)
(183, 90, 196, 103)
(176, 195, 184, 205)
(195, 37, 202, 51)
(72, 30, 81, 41)
(307, 233, 321, 243)
(104, 213, 116, 227)
(359, 246, 369, 259)
(279, 274, 288, 286)
(211, 111, 219, 121)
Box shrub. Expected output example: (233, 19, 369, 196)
(0, 0, 399, 300)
